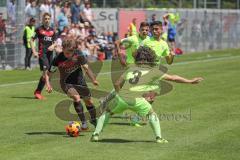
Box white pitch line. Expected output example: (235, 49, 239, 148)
(0, 55, 240, 88)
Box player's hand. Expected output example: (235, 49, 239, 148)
(46, 84, 53, 93)
(170, 49, 175, 56)
(92, 80, 99, 86)
(33, 51, 39, 58)
(190, 77, 204, 84)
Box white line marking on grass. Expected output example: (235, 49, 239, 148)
(0, 80, 38, 87)
(0, 55, 240, 88)
(172, 55, 240, 66)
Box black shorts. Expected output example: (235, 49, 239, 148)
(39, 52, 53, 71)
(62, 82, 91, 99)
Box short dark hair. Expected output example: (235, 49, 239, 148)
(42, 12, 51, 19)
(150, 21, 162, 27)
(62, 38, 77, 50)
(29, 17, 36, 23)
(140, 22, 149, 28)
(135, 46, 157, 66)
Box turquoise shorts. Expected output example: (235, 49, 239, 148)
(109, 95, 152, 117)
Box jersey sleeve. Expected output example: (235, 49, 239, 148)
(121, 36, 135, 46)
(162, 41, 170, 57)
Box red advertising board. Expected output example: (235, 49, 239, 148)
(118, 10, 146, 39)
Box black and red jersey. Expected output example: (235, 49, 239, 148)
(33, 25, 56, 57)
(49, 51, 88, 85)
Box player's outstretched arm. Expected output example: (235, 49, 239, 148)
(163, 74, 203, 84)
(115, 40, 127, 67)
(82, 64, 99, 86)
(114, 75, 125, 92)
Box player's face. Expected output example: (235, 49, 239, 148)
(43, 15, 51, 27)
(139, 26, 149, 38)
(63, 48, 74, 58)
(152, 25, 163, 38)
(30, 21, 36, 26)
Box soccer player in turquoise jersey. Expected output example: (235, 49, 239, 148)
(141, 21, 175, 65)
(115, 22, 150, 66)
(91, 46, 203, 143)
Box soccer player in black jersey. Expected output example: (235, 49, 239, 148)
(44, 38, 99, 129)
(30, 13, 56, 99)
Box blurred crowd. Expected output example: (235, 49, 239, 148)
(2, 0, 118, 63)
(24, 0, 118, 61)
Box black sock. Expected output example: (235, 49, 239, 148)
(86, 105, 97, 126)
(74, 101, 86, 124)
(36, 76, 45, 92)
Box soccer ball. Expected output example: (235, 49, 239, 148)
(65, 121, 81, 137)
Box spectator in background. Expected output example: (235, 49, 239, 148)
(150, 14, 157, 25)
(54, 2, 62, 25)
(57, 9, 69, 33)
(0, 13, 7, 69)
(128, 18, 137, 36)
(62, 26, 69, 35)
(25, 0, 37, 22)
(82, 2, 94, 24)
(40, 0, 54, 24)
(84, 21, 90, 37)
(7, 0, 16, 26)
(63, 1, 72, 21)
(23, 18, 36, 70)
(163, 13, 180, 52)
(77, 38, 90, 58)
(25, 0, 31, 11)
(85, 34, 99, 61)
(78, 23, 87, 39)
(71, 0, 84, 24)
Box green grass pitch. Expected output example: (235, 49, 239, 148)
(0, 49, 239, 160)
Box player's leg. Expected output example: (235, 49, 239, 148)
(34, 53, 53, 99)
(91, 111, 111, 142)
(132, 98, 168, 143)
(99, 89, 116, 113)
(83, 97, 97, 127)
(148, 110, 168, 143)
(77, 81, 97, 127)
(91, 95, 128, 142)
(34, 57, 47, 99)
(66, 85, 88, 130)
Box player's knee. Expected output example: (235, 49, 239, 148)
(72, 95, 81, 102)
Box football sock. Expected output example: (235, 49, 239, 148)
(93, 112, 110, 135)
(103, 89, 116, 103)
(36, 76, 45, 92)
(148, 113, 162, 138)
(86, 105, 97, 126)
(74, 101, 87, 125)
